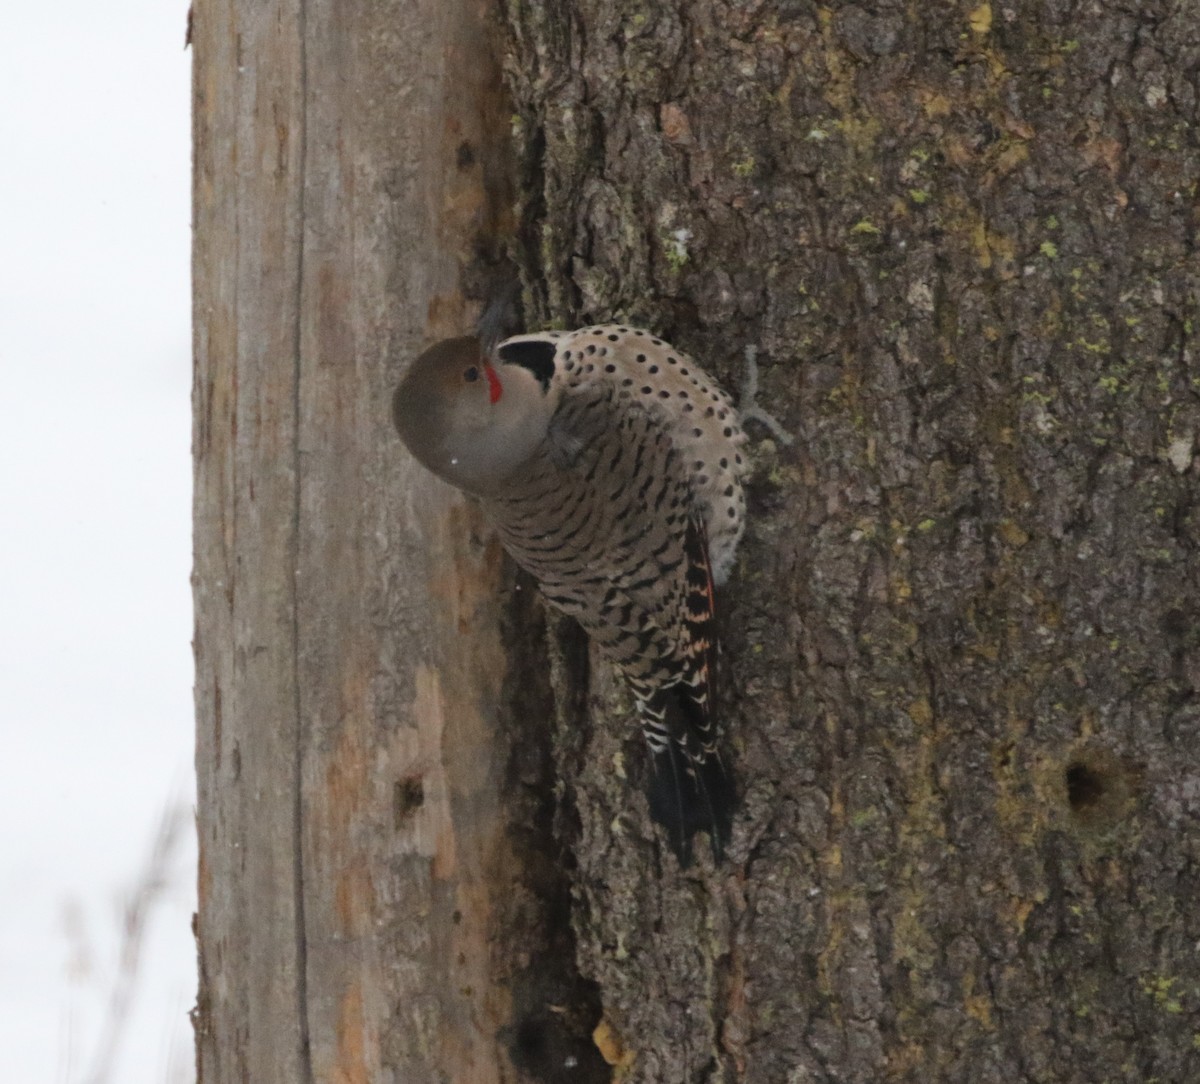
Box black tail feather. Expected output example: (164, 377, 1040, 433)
(638, 511, 734, 864)
(645, 731, 735, 866)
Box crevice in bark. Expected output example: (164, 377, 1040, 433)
(494, 573, 608, 1083)
(290, 0, 313, 1078)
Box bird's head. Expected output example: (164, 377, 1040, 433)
(392, 335, 558, 495)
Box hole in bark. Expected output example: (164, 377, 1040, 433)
(1065, 762, 1104, 811)
(515, 1017, 547, 1060)
(456, 140, 475, 169)
(393, 776, 424, 826)
(506, 1001, 606, 1082)
(1063, 746, 1140, 828)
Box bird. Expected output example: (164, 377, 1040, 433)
(392, 324, 749, 864)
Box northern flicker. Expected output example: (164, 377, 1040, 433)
(392, 325, 749, 863)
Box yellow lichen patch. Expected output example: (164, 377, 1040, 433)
(993, 746, 1051, 848)
(962, 972, 995, 1028)
(971, 222, 993, 269)
(919, 90, 953, 118)
(970, 220, 1016, 271)
(990, 139, 1029, 178)
(998, 520, 1030, 548)
(891, 881, 938, 974)
(907, 697, 933, 728)
(814, 6, 882, 154)
(1007, 895, 1039, 936)
(593, 1018, 636, 1074)
(886, 1040, 929, 1074)
(965, 993, 995, 1028)
(838, 115, 884, 154)
(969, 638, 1000, 663)
(968, 3, 992, 35)
(1140, 974, 1184, 1015)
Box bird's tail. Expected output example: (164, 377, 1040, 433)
(639, 685, 736, 866)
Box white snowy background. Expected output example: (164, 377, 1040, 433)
(0, 3, 196, 1082)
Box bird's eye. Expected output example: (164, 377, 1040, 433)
(464, 366, 480, 383)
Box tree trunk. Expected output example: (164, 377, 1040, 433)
(194, 0, 1200, 1082)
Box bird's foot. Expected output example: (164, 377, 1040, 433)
(738, 345, 794, 446)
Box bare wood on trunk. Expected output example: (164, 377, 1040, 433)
(194, 0, 603, 1080)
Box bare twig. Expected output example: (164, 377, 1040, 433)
(77, 801, 189, 1084)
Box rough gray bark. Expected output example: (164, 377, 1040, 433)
(502, 1, 1200, 1081)
(194, 0, 1200, 1081)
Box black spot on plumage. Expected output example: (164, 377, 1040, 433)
(586, 344, 596, 355)
(605, 363, 616, 372)
(633, 627, 659, 653)
(651, 534, 676, 559)
(608, 333, 619, 341)
(648, 365, 659, 374)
